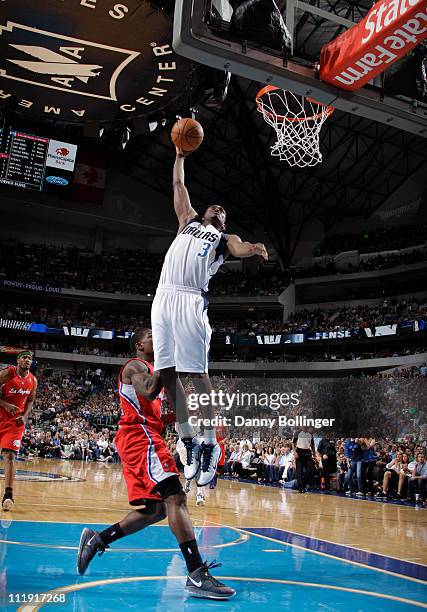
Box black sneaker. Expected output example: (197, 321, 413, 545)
(77, 527, 109, 575)
(2, 491, 14, 512)
(186, 561, 236, 600)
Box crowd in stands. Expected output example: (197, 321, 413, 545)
(2, 235, 426, 298)
(5, 364, 425, 505)
(218, 435, 426, 505)
(313, 223, 427, 256)
(0, 242, 164, 295)
(2, 296, 426, 335)
(7, 337, 427, 363)
(212, 297, 427, 334)
(0, 301, 151, 332)
(0, 241, 284, 296)
(291, 246, 427, 279)
(224, 346, 427, 363)
(20, 368, 121, 461)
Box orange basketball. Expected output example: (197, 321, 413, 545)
(171, 118, 204, 153)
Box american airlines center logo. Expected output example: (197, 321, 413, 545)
(0, 1, 193, 122)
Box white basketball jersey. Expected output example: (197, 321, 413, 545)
(158, 218, 228, 291)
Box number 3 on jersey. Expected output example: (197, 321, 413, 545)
(197, 242, 212, 258)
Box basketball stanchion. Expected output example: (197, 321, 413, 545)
(255, 85, 334, 168)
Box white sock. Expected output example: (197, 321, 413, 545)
(203, 429, 216, 445)
(175, 422, 196, 439)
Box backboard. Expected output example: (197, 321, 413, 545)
(173, 0, 427, 137)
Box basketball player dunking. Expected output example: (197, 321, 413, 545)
(0, 351, 37, 511)
(77, 329, 235, 600)
(152, 147, 268, 486)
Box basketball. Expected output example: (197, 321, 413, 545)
(171, 118, 204, 153)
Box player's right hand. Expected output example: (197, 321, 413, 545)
(175, 145, 189, 159)
(3, 402, 18, 415)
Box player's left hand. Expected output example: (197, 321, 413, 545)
(15, 415, 26, 426)
(253, 243, 268, 261)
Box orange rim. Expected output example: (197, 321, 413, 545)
(255, 85, 334, 123)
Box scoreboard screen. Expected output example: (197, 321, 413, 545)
(0, 123, 77, 191)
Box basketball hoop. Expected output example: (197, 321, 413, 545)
(255, 85, 334, 168)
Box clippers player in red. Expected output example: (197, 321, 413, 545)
(77, 329, 235, 600)
(0, 350, 37, 511)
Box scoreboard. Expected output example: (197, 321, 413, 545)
(0, 123, 77, 191)
(0, 132, 48, 190)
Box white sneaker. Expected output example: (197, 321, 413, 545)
(196, 492, 205, 506)
(2, 497, 14, 512)
(355, 492, 364, 497)
(196, 443, 221, 487)
(177, 438, 201, 480)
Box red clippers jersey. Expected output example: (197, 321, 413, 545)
(1, 366, 35, 418)
(118, 358, 164, 433)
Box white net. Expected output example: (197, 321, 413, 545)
(256, 87, 334, 168)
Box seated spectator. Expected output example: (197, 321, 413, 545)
(376, 451, 404, 498)
(263, 447, 276, 483)
(239, 444, 254, 478)
(407, 452, 427, 505)
(336, 452, 348, 493)
(277, 445, 295, 483)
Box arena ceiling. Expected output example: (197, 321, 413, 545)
(115, 2, 427, 265)
(120, 81, 427, 265)
(1, 1, 426, 265)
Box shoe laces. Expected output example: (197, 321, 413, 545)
(97, 544, 109, 557)
(200, 560, 222, 585)
(182, 438, 197, 465)
(200, 443, 214, 472)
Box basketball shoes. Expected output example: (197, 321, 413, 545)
(2, 490, 14, 512)
(196, 489, 205, 506)
(186, 561, 236, 600)
(196, 443, 221, 487)
(177, 437, 201, 480)
(77, 528, 109, 575)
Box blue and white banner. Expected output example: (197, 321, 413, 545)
(1, 280, 62, 294)
(0, 318, 425, 344)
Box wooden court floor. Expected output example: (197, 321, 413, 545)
(2, 458, 426, 566)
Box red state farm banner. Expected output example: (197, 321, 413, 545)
(320, 0, 427, 91)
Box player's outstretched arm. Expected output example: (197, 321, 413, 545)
(125, 361, 162, 401)
(226, 235, 268, 260)
(173, 147, 198, 232)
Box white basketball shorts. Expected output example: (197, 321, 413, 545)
(151, 285, 212, 373)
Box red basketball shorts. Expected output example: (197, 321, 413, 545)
(218, 441, 225, 467)
(0, 414, 24, 452)
(115, 424, 179, 504)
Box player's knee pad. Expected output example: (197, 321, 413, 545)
(155, 475, 183, 500)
